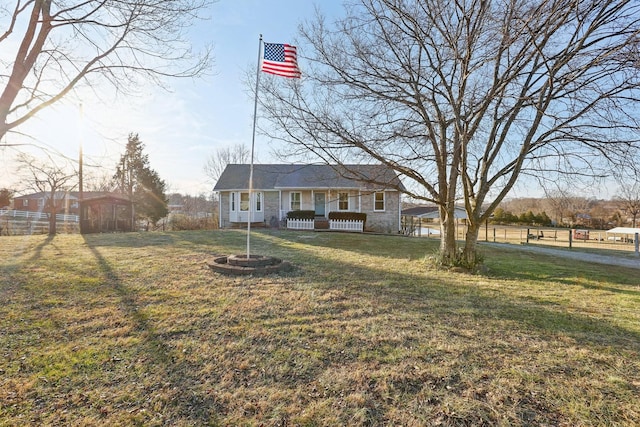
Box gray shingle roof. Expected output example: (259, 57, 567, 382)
(213, 164, 406, 192)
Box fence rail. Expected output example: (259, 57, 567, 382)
(329, 219, 364, 232)
(0, 209, 79, 222)
(409, 225, 640, 254)
(286, 218, 315, 230)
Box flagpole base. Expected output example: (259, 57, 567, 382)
(207, 254, 293, 276)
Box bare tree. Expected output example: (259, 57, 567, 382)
(16, 153, 77, 234)
(260, 0, 640, 266)
(203, 144, 251, 184)
(615, 181, 640, 228)
(0, 0, 213, 141)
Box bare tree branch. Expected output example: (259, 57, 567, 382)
(0, 0, 214, 140)
(259, 0, 640, 266)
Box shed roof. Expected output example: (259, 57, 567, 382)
(402, 205, 467, 219)
(213, 164, 406, 192)
(606, 227, 640, 235)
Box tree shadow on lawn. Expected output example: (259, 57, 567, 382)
(126, 229, 640, 352)
(81, 231, 177, 248)
(0, 235, 56, 287)
(229, 228, 438, 261)
(200, 243, 640, 424)
(246, 231, 640, 351)
(74, 230, 640, 425)
(81, 237, 222, 424)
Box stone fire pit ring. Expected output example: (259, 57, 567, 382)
(207, 254, 293, 276)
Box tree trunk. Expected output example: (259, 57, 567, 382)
(48, 213, 57, 235)
(439, 204, 458, 264)
(462, 220, 481, 267)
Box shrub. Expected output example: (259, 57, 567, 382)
(286, 210, 316, 220)
(169, 214, 217, 230)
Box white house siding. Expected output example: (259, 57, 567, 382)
(361, 190, 401, 233)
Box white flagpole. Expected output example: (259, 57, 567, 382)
(247, 35, 263, 259)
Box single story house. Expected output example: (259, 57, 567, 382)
(13, 191, 80, 215)
(213, 164, 406, 233)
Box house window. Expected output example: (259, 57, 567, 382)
(37, 199, 44, 207)
(338, 192, 349, 211)
(234, 192, 262, 212)
(22, 199, 28, 207)
(374, 192, 385, 211)
(290, 192, 301, 211)
(240, 192, 250, 211)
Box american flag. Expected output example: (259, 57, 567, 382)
(261, 42, 301, 78)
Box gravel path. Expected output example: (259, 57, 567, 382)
(481, 242, 640, 270)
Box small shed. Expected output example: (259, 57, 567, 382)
(402, 205, 468, 219)
(605, 227, 640, 243)
(79, 192, 133, 234)
(401, 205, 467, 236)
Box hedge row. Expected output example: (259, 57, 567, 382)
(328, 211, 367, 224)
(286, 210, 316, 220)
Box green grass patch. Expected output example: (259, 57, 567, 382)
(0, 230, 639, 425)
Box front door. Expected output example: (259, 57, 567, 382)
(314, 193, 326, 217)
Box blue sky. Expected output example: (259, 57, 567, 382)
(0, 1, 342, 196)
(0, 0, 620, 199)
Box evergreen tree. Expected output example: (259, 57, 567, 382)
(114, 134, 168, 227)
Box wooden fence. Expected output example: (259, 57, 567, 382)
(286, 218, 315, 230)
(0, 209, 79, 222)
(329, 219, 364, 232)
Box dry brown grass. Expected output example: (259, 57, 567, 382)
(0, 230, 639, 426)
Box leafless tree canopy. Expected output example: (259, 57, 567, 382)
(0, 0, 213, 140)
(259, 0, 640, 265)
(203, 144, 251, 184)
(615, 181, 640, 228)
(16, 152, 77, 234)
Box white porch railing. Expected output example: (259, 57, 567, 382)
(329, 219, 364, 232)
(0, 209, 79, 222)
(287, 218, 314, 230)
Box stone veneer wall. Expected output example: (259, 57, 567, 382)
(360, 191, 401, 233)
(263, 191, 281, 226)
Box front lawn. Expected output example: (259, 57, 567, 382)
(1, 230, 638, 425)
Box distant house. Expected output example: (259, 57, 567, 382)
(213, 164, 406, 233)
(12, 191, 80, 215)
